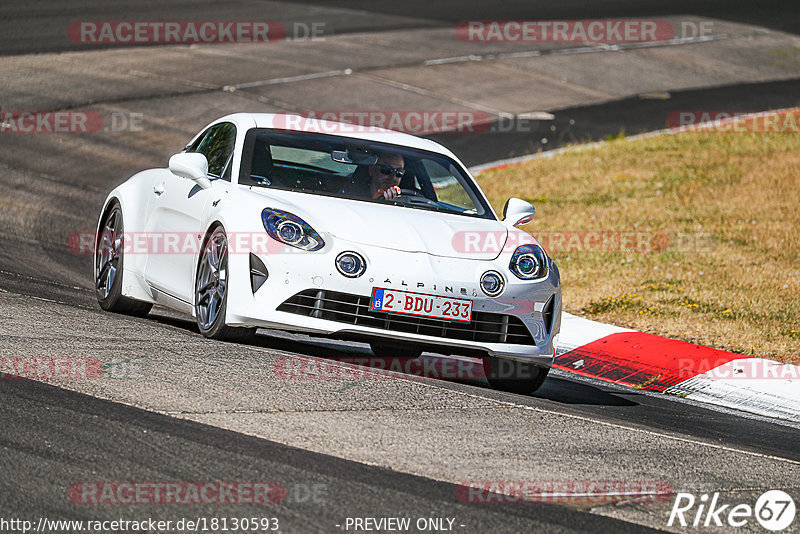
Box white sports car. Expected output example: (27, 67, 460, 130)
(95, 113, 561, 393)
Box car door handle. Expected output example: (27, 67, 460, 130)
(153, 182, 165, 196)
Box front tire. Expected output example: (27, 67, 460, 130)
(195, 225, 255, 341)
(94, 201, 152, 317)
(482, 355, 549, 395)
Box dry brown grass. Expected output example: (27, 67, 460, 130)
(476, 114, 800, 363)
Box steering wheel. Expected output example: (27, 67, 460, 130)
(398, 188, 425, 197)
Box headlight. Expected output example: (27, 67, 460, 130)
(480, 270, 505, 297)
(261, 208, 324, 251)
(336, 251, 366, 278)
(509, 244, 548, 280)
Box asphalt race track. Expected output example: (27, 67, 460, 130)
(1, 1, 799, 533)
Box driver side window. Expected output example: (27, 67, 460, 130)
(189, 122, 237, 180)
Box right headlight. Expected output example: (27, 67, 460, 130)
(509, 244, 548, 280)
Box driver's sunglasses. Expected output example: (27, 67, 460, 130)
(378, 164, 406, 178)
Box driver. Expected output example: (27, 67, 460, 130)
(367, 153, 406, 200)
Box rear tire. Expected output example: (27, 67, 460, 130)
(482, 355, 549, 394)
(195, 225, 256, 342)
(95, 201, 152, 317)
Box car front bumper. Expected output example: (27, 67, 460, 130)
(225, 237, 561, 367)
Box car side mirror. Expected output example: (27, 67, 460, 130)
(169, 152, 212, 189)
(503, 197, 535, 227)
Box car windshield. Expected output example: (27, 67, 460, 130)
(238, 129, 494, 219)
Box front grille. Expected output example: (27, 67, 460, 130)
(277, 289, 536, 345)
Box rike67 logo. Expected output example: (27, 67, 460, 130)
(668, 490, 796, 531)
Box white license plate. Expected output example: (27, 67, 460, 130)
(370, 288, 472, 322)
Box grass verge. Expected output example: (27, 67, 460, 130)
(476, 111, 800, 363)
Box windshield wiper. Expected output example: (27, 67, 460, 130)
(389, 200, 456, 214)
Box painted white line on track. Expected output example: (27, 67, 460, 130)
(222, 29, 734, 97)
(226, 69, 353, 91)
(210, 336, 800, 462)
(433, 378, 800, 466)
(358, 73, 508, 116)
(424, 32, 731, 66)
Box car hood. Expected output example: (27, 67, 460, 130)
(248, 188, 508, 260)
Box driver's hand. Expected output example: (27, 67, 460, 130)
(374, 186, 401, 200)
